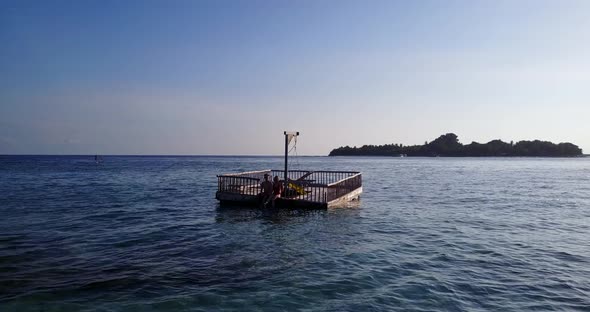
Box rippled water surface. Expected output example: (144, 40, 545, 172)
(1, 156, 589, 311)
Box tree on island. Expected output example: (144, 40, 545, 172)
(329, 133, 583, 157)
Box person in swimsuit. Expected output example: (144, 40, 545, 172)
(271, 175, 284, 208)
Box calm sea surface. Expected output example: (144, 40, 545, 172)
(1, 156, 589, 311)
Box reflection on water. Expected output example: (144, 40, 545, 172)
(215, 203, 361, 224)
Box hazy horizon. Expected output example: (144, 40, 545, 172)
(2, 1, 589, 155)
(0, 130, 586, 156)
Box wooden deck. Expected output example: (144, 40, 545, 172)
(216, 170, 362, 209)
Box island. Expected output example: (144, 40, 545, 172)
(329, 133, 583, 157)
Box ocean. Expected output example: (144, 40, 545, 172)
(1, 155, 589, 311)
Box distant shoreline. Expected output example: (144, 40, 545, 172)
(0, 154, 587, 159)
(329, 133, 583, 157)
(0, 154, 326, 157)
(330, 153, 590, 158)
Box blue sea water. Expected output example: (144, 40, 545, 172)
(1, 155, 589, 311)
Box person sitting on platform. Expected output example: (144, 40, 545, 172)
(271, 175, 284, 208)
(259, 173, 273, 208)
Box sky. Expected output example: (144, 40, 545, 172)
(1, 0, 589, 155)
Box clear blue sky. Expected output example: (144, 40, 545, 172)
(1, 0, 589, 155)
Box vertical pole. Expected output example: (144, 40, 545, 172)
(284, 131, 288, 190)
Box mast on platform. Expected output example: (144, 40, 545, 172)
(284, 131, 299, 188)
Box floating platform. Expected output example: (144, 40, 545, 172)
(216, 169, 362, 209)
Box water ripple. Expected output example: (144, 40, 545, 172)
(1, 156, 589, 311)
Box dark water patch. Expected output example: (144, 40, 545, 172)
(549, 251, 588, 263)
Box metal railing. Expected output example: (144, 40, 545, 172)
(217, 170, 362, 203)
(217, 170, 270, 196)
(326, 172, 362, 202)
